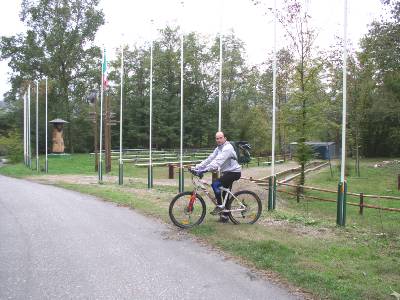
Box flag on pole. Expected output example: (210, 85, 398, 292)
(102, 48, 108, 90)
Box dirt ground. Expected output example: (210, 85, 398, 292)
(27, 162, 302, 204)
(26, 161, 299, 218)
(29, 161, 299, 186)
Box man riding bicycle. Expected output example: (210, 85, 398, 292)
(193, 131, 241, 223)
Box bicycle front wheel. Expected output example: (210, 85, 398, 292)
(169, 191, 206, 229)
(226, 190, 262, 225)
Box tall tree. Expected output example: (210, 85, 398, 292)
(277, 0, 319, 185)
(0, 0, 104, 152)
(211, 31, 248, 139)
(276, 49, 294, 156)
(357, 1, 400, 156)
(182, 32, 215, 147)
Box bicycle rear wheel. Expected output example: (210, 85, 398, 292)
(226, 190, 262, 224)
(169, 191, 206, 229)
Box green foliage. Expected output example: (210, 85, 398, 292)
(244, 106, 270, 153)
(0, 130, 23, 163)
(351, 2, 400, 157)
(294, 142, 313, 165)
(108, 27, 257, 150)
(0, 0, 105, 153)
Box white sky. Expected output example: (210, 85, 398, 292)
(0, 0, 386, 101)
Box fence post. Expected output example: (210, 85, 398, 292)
(359, 193, 364, 215)
(168, 164, 174, 179)
(398, 174, 400, 191)
(336, 181, 347, 226)
(118, 161, 124, 185)
(268, 177, 273, 211)
(147, 165, 153, 189)
(273, 176, 277, 210)
(178, 167, 184, 193)
(296, 186, 300, 203)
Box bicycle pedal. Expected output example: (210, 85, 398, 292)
(210, 206, 224, 215)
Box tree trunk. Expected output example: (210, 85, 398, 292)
(300, 162, 305, 189)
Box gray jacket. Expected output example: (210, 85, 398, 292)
(196, 141, 241, 173)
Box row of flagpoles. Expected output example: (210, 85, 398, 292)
(23, 78, 48, 173)
(20, 0, 347, 225)
(104, 1, 226, 191)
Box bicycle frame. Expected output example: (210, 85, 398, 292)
(190, 172, 247, 213)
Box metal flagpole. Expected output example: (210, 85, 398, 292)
(36, 80, 39, 172)
(179, 1, 184, 193)
(23, 92, 26, 166)
(218, 0, 224, 132)
(45, 77, 48, 173)
(26, 88, 28, 166)
(28, 84, 31, 168)
(269, 0, 277, 210)
(25, 92, 27, 165)
(337, 0, 348, 226)
(119, 43, 124, 185)
(99, 48, 105, 183)
(148, 19, 154, 189)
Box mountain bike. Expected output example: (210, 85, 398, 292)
(169, 168, 262, 228)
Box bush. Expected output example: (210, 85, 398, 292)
(0, 130, 23, 163)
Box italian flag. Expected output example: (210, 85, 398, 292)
(102, 48, 108, 89)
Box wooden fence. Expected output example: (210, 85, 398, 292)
(276, 182, 400, 214)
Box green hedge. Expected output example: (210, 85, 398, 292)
(0, 130, 23, 163)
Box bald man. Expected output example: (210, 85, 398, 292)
(195, 132, 241, 222)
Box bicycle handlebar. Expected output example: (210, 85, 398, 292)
(188, 167, 204, 179)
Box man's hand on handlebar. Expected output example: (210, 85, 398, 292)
(189, 166, 207, 178)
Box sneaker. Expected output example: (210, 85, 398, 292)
(219, 214, 229, 223)
(210, 206, 224, 215)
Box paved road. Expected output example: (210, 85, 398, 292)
(0, 175, 300, 299)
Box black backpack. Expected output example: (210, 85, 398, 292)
(231, 141, 252, 164)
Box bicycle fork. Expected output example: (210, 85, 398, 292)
(187, 192, 197, 212)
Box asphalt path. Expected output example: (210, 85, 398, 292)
(0, 175, 300, 299)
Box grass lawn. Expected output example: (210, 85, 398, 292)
(0, 153, 184, 179)
(1, 155, 399, 299)
(281, 159, 400, 235)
